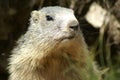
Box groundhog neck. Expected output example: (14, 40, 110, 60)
(36, 52, 82, 80)
(36, 38, 88, 80)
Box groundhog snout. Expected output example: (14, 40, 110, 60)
(67, 19, 79, 32)
(66, 24, 79, 38)
(69, 24, 79, 32)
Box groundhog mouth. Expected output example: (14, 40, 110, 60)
(54, 31, 77, 42)
(60, 35, 75, 41)
(62, 31, 77, 40)
(63, 35, 74, 40)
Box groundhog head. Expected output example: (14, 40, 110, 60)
(20, 6, 83, 56)
(30, 6, 79, 39)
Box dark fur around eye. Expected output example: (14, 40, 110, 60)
(46, 15, 54, 21)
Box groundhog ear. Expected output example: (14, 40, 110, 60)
(31, 10, 40, 23)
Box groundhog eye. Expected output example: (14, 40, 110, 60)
(46, 15, 54, 21)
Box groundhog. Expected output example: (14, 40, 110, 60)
(8, 6, 97, 80)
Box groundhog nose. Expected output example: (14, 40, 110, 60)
(69, 24, 79, 31)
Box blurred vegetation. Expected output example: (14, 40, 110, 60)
(0, 0, 119, 80)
